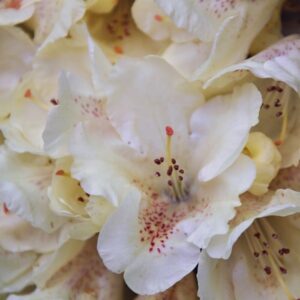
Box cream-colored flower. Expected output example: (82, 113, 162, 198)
(197, 163, 300, 300)
(205, 35, 300, 169)
(156, 0, 282, 80)
(65, 56, 261, 294)
(85, 0, 168, 63)
(0, 24, 109, 156)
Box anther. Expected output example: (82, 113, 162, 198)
(160, 157, 164, 163)
(171, 158, 176, 164)
(179, 169, 184, 174)
(178, 176, 183, 181)
(174, 165, 179, 170)
(280, 267, 287, 274)
(56, 169, 65, 176)
(168, 180, 173, 186)
(154, 159, 161, 165)
(155, 172, 161, 177)
(167, 166, 173, 176)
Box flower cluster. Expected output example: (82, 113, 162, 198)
(0, 0, 300, 299)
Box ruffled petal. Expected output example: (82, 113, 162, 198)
(106, 56, 204, 158)
(0, 0, 36, 26)
(190, 83, 261, 182)
(32, 0, 85, 48)
(155, 0, 280, 80)
(207, 189, 300, 259)
(183, 154, 255, 249)
(70, 120, 139, 206)
(0, 146, 65, 232)
(98, 191, 200, 295)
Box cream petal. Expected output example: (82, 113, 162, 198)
(132, 0, 195, 42)
(98, 191, 200, 295)
(190, 83, 261, 182)
(162, 41, 211, 79)
(207, 189, 300, 259)
(0, 146, 65, 232)
(70, 120, 139, 206)
(184, 154, 255, 250)
(0, 0, 37, 26)
(155, 0, 280, 80)
(32, 0, 85, 48)
(205, 35, 300, 92)
(106, 56, 203, 158)
(0, 26, 35, 120)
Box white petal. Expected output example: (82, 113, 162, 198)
(207, 189, 300, 259)
(132, 0, 195, 42)
(34, 0, 85, 48)
(98, 191, 199, 295)
(185, 154, 255, 249)
(70, 121, 138, 206)
(0, 0, 36, 26)
(0, 146, 65, 232)
(106, 56, 203, 158)
(0, 26, 35, 120)
(190, 83, 261, 182)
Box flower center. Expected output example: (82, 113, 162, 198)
(152, 126, 188, 203)
(244, 218, 298, 299)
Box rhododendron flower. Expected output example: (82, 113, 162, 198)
(0, 24, 109, 155)
(155, 0, 282, 80)
(67, 56, 262, 294)
(197, 164, 300, 300)
(205, 35, 300, 168)
(85, 0, 168, 63)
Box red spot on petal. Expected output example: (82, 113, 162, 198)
(154, 14, 163, 22)
(50, 98, 59, 105)
(55, 169, 65, 176)
(165, 126, 174, 136)
(5, 0, 22, 9)
(24, 89, 32, 98)
(114, 46, 124, 54)
(274, 140, 283, 146)
(3, 203, 9, 215)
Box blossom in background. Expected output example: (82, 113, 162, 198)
(6, 237, 123, 300)
(155, 0, 283, 80)
(197, 164, 300, 300)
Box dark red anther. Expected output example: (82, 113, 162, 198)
(154, 159, 161, 165)
(179, 169, 184, 174)
(155, 172, 161, 177)
(254, 252, 259, 258)
(178, 176, 183, 181)
(171, 158, 176, 164)
(160, 157, 164, 163)
(276, 111, 283, 118)
(50, 98, 59, 105)
(77, 197, 85, 202)
(168, 180, 173, 186)
(167, 166, 173, 176)
(174, 165, 179, 170)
